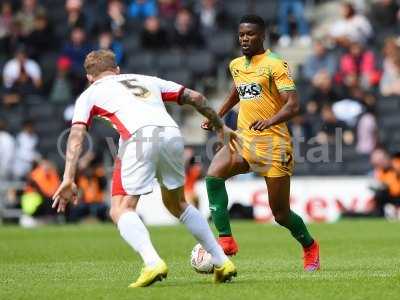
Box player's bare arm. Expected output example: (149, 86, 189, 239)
(180, 88, 239, 147)
(201, 84, 240, 131)
(249, 90, 300, 131)
(52, 124, 87, 213)
(180, 88, 224, 130)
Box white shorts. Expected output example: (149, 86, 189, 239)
(112, 126, 185, 196)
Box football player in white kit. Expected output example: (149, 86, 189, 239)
(52, 50, 237, 287)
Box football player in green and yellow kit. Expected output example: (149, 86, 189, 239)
(202, 15, 320, 271)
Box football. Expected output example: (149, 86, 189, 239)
(190, 243, 214, 274)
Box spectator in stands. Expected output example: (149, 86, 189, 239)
(184, 148, 202, 208)
(105, 0, 126, 38)
(0, 1, 13, 42)
(1, 89, 21, 107)
(369, 0, 399, 33)
(0, 120, 15, 181)
(140, 16, 169, 50)
(62, 27, 93, 73)
(303, 100, 322, 138)
(13, 120, 40, 180)
(303, 39, 337, 82)
(330, 2, 372, 47)
(2, 19, 25, 57)
(316, 104, 347, 144)
(96, 30, 124, 64)
(356, 104, 378, 154)
(278, 0, 311, 47)
(196, 0, 228, 33)
(25, 12, 56, 59)
(49, 56, 74, 103)
(128, 0, 157, 20)
(172, 8, 204, 49)
(15, 0, 46, 37)
(2, 45, 42, 92)
(335, 41, 381, 90)
(371, 150, 400, 216)
(158, 0, 181, 20)
(68, 156, 108, 223)
(20, 158, 60, 226)
(62, 27, 93, 91)
(62, 0, 87, 36)
(380, 38, 400, 96)
(308, 71, 340, 107)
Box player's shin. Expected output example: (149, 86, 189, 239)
(179, 205, 228, 267)
(205, 176, 232, 236)
(117, 211, 162, 267)
(279, 210, 314, 248)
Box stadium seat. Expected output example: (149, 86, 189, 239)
(253, 0, 278, 23)
(344, 155, 372, 175)
(380, 114, 400, 129)
(126, 52, 158, 76)
(156, 52, 183, 72)
(121, 35, 141, 54)
(25, 95, 45, 105)
(293, 162, 311, 175)
(39, 52, 59, 88)
(223, 0, 250, 23)
(27, 102, 54, 120)
(377, 97, 400, 114)
(185, 51, 214, 76)
(34, 120, 63, 135)
(0, 106, 24, 135)
(313, 162, 343, 175)
(207, 31, 235, 59)
(162, 69, 192, 88)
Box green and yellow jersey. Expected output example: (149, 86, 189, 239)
(229, 49, 295, 177)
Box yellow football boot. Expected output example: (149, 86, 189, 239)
(128, 260, 168, 288)
(213, 259, 237, 283)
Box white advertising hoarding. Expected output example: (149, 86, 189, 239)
(137, 177, 374, 225)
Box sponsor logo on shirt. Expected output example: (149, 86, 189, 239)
(237, 83, 262, 100)
(232, 68, 240, 77)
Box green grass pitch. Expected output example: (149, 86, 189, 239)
(1, 220, 399, 300)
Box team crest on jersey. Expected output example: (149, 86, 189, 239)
(283, 61, 293, 80)
(237, 83, 262, 100)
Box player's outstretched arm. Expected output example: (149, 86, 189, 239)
(180, 88, 224, 130)
(201, 84, 239, 131)
(52, 124, 87, 213)
(249, 90, 300, 131)
(180, 88, 240, 148)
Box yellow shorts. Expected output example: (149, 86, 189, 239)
(236, 132, 294, 178)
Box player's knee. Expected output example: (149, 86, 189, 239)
(273, 210, 289, 226)
(165, 199, 187, 218)
(109, 206, 120, 223)
(207, 163, 229, 178)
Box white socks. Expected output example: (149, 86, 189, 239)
(179, 205, 228, 267)
(117, 207, 228, 268)
(117, 211, 161, 268)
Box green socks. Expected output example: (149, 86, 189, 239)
(205, 176, 313, 247)
(281, 211, 314, 248)
(205, 176, 232, 236)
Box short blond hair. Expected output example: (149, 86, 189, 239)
(84, 50, 117, 77)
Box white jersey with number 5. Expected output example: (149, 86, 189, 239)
(71, 74, 184, 140)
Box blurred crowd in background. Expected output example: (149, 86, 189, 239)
(0, 0, 400, 225)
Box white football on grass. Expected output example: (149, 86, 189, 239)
(190, 243, 214, 274)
